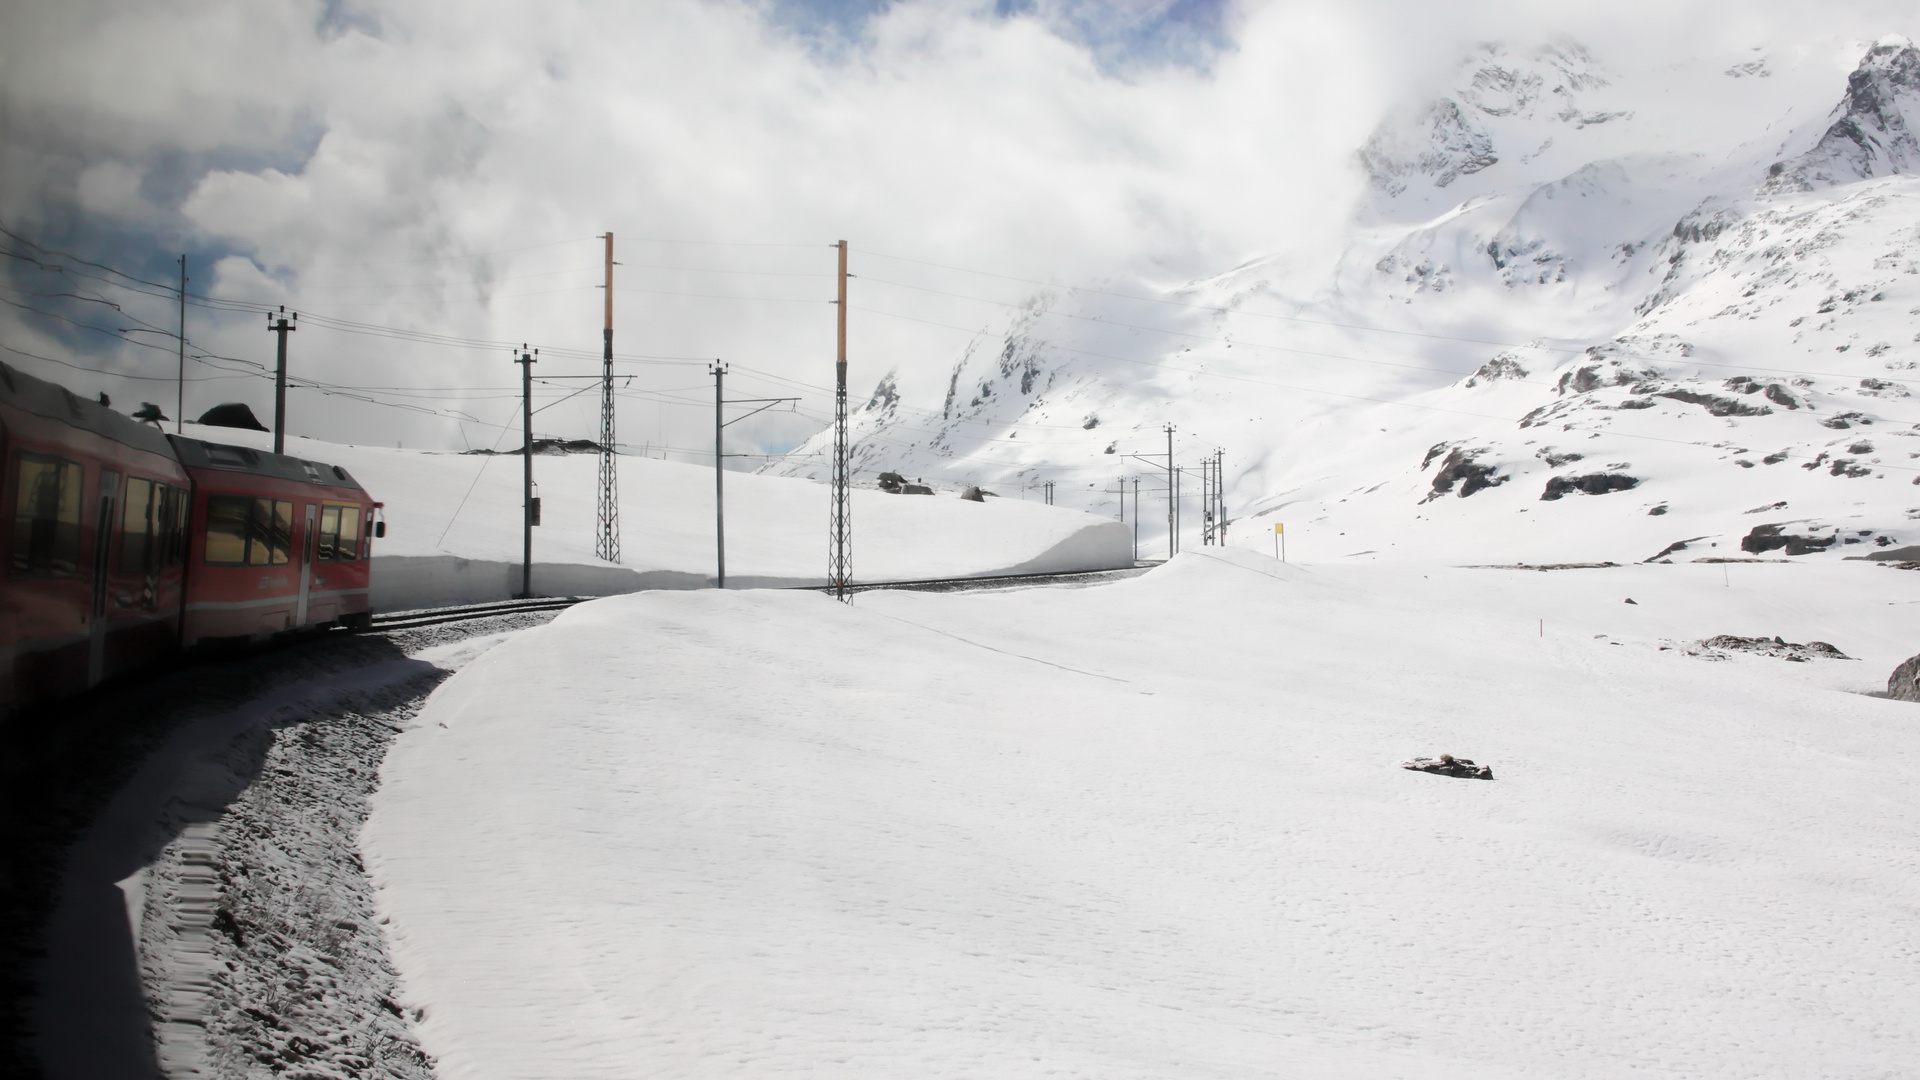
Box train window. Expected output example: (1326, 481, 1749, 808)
(153, 485, 179, 567)
(244, 498, 292, 565)
(10, 453, 83, 578)
(205, 495, 250, 563)
(317, 505, 340, 561)
(207, 495, 294, 565)
(120, 478, 154, 572)
(271, 500, 292, 564)
(246, 499, 273, 565)
(338, 506, 361, 561)
(163, 485, 189, 567)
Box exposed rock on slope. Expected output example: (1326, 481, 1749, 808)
(1764, 37, 1920, 193)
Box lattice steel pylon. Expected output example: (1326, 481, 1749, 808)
(596, 232, 620, 563)
(828, 240, 852, 600)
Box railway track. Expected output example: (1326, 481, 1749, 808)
(363, 564, 1158, 630)
(367, 596, 590, 631)
(801, 563, 1157, 595)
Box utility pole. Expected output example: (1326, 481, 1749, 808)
(1174, 465, 1182, 555)
(713, 361, 727, 589)
(828, 240, 852, 600)
(267, 307, 296, 454)
(176, 256, 186, 434)
(1216, 448, 1227, 545)
(1164, 423, 1176, 560)
(710, 366, 795, 593)
(1043, 480, 1054, 505)
(1201, 455, 1213, 545)
(596, 232, 620, 563)
(516, 346, 537, 599)
(1131, 476, 1139, 562)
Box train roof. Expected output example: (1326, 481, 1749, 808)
(0, 361, 178, 459)
(168, 434, 369, 494)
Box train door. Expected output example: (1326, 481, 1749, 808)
(87, 470, 120, 686)
(296, 502, 315, 625)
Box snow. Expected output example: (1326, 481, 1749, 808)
(363, 551, 1920, 1078)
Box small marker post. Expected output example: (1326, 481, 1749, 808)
(1274, 522, 1285, 563)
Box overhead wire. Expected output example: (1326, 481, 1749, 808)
(7, 222, 1914, 476)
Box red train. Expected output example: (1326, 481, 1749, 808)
(2, 362, 384, 716)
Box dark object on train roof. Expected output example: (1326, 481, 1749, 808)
(197, 402, 269, 431)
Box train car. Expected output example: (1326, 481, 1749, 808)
(2, 362, 192, 713)
(170, 436, 378, 645)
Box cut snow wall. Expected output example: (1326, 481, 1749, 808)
(369, 521, 1135, 610)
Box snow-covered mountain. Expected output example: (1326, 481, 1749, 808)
(767, 37, 1920, 566)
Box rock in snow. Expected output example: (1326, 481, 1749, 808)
(1402, 753, 1495, 780)
(1890, 652, 1920, 701)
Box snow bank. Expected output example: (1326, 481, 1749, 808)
(177, 423, 1133, 608)
(363, 553, 1920, 1078)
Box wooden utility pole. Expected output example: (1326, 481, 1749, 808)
(176, 256, 186, 433)
(516, 346, 537, 598)
(268, 307, 296, 454)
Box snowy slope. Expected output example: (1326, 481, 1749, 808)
(363, 551, 1920, 1078)
(179, 421, 1132, 603)
(766, 38, 1920, 567)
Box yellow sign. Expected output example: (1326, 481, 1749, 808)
(1274, 523, 1284, 534)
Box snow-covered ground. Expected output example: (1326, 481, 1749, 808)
(179, 421, 1134, 607)
(364, 551, 1920, 1078)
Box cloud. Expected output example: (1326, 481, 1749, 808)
(2, 0, 1914, 457)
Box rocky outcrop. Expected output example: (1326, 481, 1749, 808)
(1541, 473, 1640, 500)
(1655, 388, 1772, 417)
(1698, 635, 1850, 661)
(1360, 99, 1498, 194)
(1741, 523, 1837, 556)
(1889, 652, 1920, 701)
(1423, 447, 1507, 501)
(1764, 38, 1920, 193)
(877, 471, 933, 495)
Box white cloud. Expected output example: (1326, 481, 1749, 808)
(4, 0, 1917, 455)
